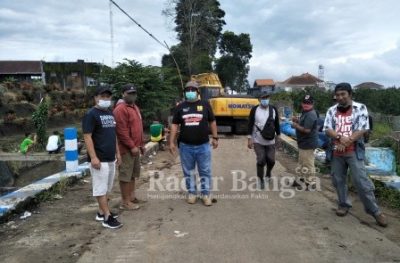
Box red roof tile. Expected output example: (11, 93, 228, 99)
(254, 79, 275, 86)
(283, 73, 322, 85)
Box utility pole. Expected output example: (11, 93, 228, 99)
(109, 0, 115, 67)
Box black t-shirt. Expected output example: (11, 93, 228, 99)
(172, 100, 216, 145)
(296, 109, 318, 149)
(82, 107, 116, 162)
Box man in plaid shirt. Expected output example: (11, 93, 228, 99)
(323, 82, 387, 227)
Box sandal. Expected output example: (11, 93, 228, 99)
(119, 202, 140, 210)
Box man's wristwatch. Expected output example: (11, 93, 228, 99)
(336, 134, 342, 140)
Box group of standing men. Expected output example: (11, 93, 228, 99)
(82, 80, 387, 230)
(82, 84, 144, 229)
(245, 82, 387, 227)
(289, 83, 387, 227)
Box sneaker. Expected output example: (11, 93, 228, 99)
(187, 194, 197, 204)
(102, 215, 123, 229)
(95, 212, 118, 221)
(374, 213, 388, 227)
(336, 207, 349, 217)
(202, 195, 212, 206)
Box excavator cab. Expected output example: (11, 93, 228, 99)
(190, 73, 259, 134)
(199, 86, 222, 100)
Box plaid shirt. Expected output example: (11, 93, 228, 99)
(323, 101, 370, 132)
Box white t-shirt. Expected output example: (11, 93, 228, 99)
(46, 135, 60, 151)
(252, 106, 276, 146)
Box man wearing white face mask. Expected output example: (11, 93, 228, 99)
(82, 86, 122, 229)
(248, 93, 281, 189)
(169, 81, 218, 206)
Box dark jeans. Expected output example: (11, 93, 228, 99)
(253, 143, 276, 179)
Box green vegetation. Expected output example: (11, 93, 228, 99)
(162, 0, 226, 76)
(35, 176, 72, 202)
(370, 122, 392, 141)
(32, 97, 49, 149)
(215, 31, 252, 92)
(374, 179, 400, 210)
(98, 59, 181, 126)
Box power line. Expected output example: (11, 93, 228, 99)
(108, 0, 183, 89)
(109, 0, 168, 50)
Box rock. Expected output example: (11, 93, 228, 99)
(20, 211, 32, 219)
(6, 221, 15, 226)
(53, 194, 63, 200)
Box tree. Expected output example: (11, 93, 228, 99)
(215, 31, 252, 92)
(163, 0, 225, 75)
(98, 59, 181, 127)
(32, 97, 49, 149)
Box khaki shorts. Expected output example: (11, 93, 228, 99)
(118, 153, 141, 182)
(298, 148, 316, 183)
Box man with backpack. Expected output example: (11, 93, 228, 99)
(247, 93, 281, 189)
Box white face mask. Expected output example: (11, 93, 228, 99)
(98, 99, 111, 109)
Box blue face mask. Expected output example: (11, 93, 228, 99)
(260, 99, 269, 107)
(185, 91, 197, 101)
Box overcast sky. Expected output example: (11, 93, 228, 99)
(1, 0, 399, 87)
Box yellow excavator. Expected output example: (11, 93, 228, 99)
(190, 73, 259, 134)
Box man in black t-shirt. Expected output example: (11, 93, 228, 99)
(169, 81, 219, 206)
(82, 86, 122, 229)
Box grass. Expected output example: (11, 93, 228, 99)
(374, 179, 400, 210)
(34, 176, 74, 202)
(370, 122, 392, 141)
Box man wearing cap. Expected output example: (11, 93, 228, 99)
(82, 86, 122, 229)
(248, 93, 281, 189)
(113, 83, 145, 210)
(169, 80, 218, 206)
(323, 82, 387, 227)
(291, 94, 319, 189)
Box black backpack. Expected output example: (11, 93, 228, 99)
(255, 106, 276, 140)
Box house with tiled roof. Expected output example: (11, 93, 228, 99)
(276, 73, 324, 92)
(248, 79, 276, 97)
(354, 82, 384, 90)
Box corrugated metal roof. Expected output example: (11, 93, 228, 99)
(0, 61, 43, 74)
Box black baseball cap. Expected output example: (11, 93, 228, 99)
(259, 93, 270, 98)
(95, 85, 112, 96)
(302, 94, 314, 104)
(121, 83, 137, 93)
